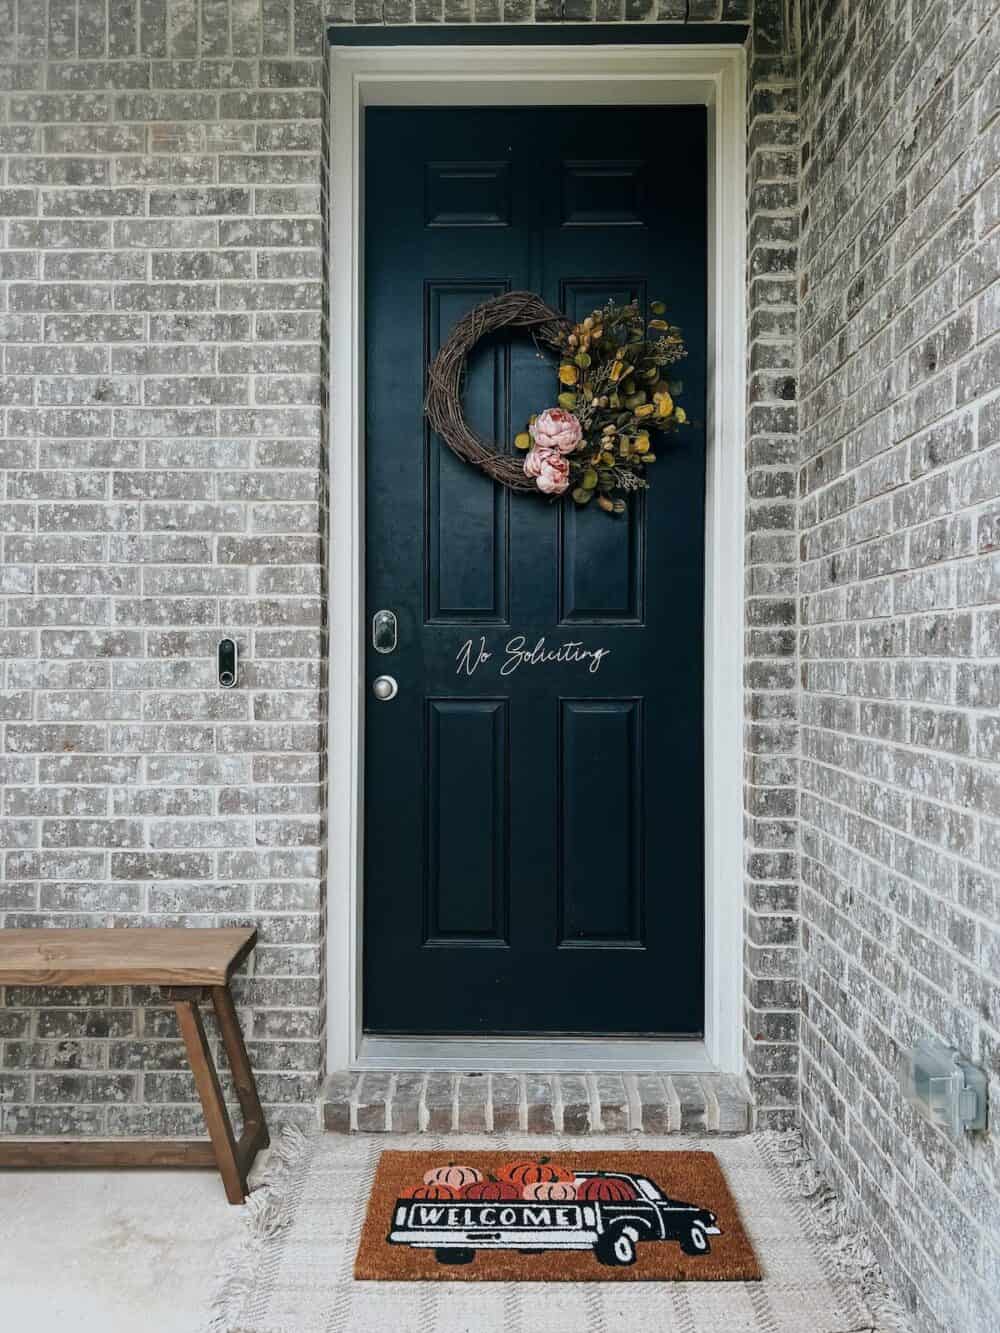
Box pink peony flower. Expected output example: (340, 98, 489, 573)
(526, 448, 570, 496)
(529, 407, 583, 455)
(523, 444, 555, 479)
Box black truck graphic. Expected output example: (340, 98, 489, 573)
(388, 1170, 721, 1267)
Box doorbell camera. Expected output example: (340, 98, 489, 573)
(218, 638, 239, 689)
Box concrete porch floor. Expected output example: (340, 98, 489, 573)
(0, 1163, 254, 1333)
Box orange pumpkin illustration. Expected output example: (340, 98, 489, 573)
(522, 1179, 578, 1201)
(422, 1163, 483, 1191)
(497, 1158, 574, 1189)
(575, 1174, 637, 1202)
(461, 1178, 521, 1200)
(401, 1182, 459, 1199)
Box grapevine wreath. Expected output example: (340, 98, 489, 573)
(424, 290, 689, 514)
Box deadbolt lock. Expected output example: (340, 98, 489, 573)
(372, 609, 397, 654)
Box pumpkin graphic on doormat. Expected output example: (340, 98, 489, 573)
(355, 1151, 761, 1283)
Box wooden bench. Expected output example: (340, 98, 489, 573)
(0, 927, 269, 1204)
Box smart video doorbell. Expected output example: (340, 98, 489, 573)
(218, 638, 239, 689)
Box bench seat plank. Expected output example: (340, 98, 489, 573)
(0, 927, 256, 987)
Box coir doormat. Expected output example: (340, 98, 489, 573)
(354, 1150, 760, 1282)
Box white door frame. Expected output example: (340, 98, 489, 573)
(327, 41, 747, 1075)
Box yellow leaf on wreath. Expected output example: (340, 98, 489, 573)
(559, 364, 579, 385)
(656, 390, 674, 417)
(675, 407, 687, 424)
(557, 392, 578, 410)
(514, 432, 532, 450)
(582, 468, 598, 490)
(635, 403, 655, 418)
(648, 318, 669, 330)
(634, 433, 650, 453)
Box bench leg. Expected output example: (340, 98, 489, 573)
(211, 984, 270, 1155)
(174, 993, 247, 1205)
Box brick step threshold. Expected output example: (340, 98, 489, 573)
(322, 1072, 750, 1135)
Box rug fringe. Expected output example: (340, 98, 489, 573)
(204, 1124, 313, 1333)
(766, 1131, 911, 1333)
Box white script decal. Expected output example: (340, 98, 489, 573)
(456, 635, 610, 677)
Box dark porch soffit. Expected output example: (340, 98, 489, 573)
(327, 23, 750, 45)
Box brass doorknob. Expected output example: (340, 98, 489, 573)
(372, 675, 398, 701)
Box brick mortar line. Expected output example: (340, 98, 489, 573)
(800, 741, 1000, 799)
(797, 336, 988, 427)
(797, 856, 997, 1000)
(799, 781, 998, 866)
(798, 319, 999, 419)
(801, 259, 994, 361)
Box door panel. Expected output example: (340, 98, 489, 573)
(558, 699, 643, 947)
(425, 698, 509, 944)
(559, 497, 644, 625)
(364, 106, 706, 1036)
(557, 279, 646, 625)
(425, 282, 510, 623)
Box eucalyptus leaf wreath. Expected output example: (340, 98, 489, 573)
(425, 290, 689, 514)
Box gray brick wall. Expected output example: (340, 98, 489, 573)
(797, 0, 1000, 1330)
(0, 0, 805, 1145)
(744, 0, 802, 1132)
(0, 0, 327, 1134)
(1, 2, 800, 1138)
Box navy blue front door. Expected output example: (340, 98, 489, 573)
(363, 106, 706, 1036)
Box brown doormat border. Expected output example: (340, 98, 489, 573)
(354, 1149, 760, 1282)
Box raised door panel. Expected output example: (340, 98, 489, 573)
(558, 279, 645, 625)
(426, 160, 512, 228)
(425, 699, 509, 946)
(425, 282, 510, 624)
(562, 159, 646, 228)
(558, 699, 644, 947)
